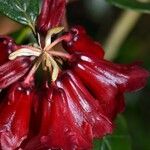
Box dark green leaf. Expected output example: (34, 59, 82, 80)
(0, 0, 40, 29)
(106, 0, 150, 13)
(94, 115, 132, 150)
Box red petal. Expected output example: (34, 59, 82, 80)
(0, 36, 18, 65)
(69, 54, 149, 119)
(0, 57, 32, 89)
(63, 26, 104, 59)
(0, 83, 34, 150)
(24, 86, 92, 150)
(36, 0, 66, 34)
(56, 71, 113, 138)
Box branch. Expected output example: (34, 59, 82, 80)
(104, 10, 142, 60)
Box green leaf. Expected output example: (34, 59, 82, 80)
(0, 0, 40, 29)
(106, 0, 150, 13)
(94, 115, 132, 150)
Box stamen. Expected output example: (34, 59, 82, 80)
(44, 34, 71, 51)
(45, 27, 64, 48)
(9, 47, 41, 60)
(8, 27, 73, 84)
(37, 33, 42, 48)
(42, 52, 52, 71)
(49, 56, 60, 81)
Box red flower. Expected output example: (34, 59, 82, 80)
(0, 0, 149, 149)
(0, 83, 34, 150)
(24, 86, 93, 150)
(23, 71, 113, 149)
(0, 36, 18, 65)
(0, 36, 33, 89)
(68, 53, 149, 119)
(0, 57, 33, 89)
(55, 71, 113, 138)
(63, 26, 104, 59)
(36, 0, 66, 34)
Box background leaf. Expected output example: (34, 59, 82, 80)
(94, 115, 132, 150)
(0, 0, 40, 29)
(106, 0, 150, 13)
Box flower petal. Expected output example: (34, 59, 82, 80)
(0, 83, 34, 150)
(36, 0, 66, 34)
(56, 71, 113, 138)
(0, 57, 32, 89)
(24, 86, 92, 150)
(69, 54, 149, 119)
(63, 26, 104, 59)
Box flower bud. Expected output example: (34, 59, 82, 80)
(0, 36, 18, 65)
(63, 26, 104, 59)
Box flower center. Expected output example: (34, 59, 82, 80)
(9, 27, 72, 86)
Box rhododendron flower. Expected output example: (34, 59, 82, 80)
(0, 0, 149, 149)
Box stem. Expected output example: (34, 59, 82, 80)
(29, 23, 36, 35)
(16, 27, 31, 44)
(103, 137, 112, 150)
(104, 10, 142, 60)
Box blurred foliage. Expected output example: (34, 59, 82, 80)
(106, 0, 150, 14)
(94, 115, 132, 150)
